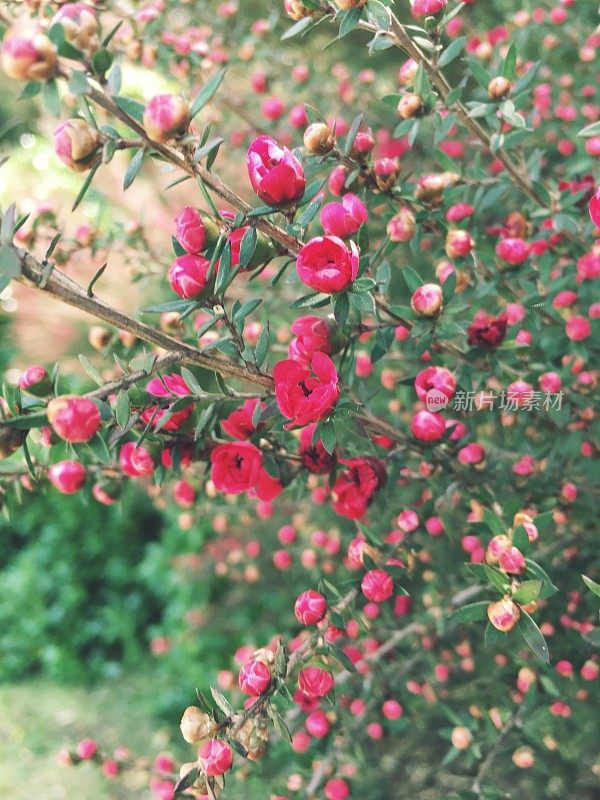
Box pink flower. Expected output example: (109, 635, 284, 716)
(410, 283, 443, 317)
(246, 135, 305, 207)
(410, 410, 446, 442)
(296, 236, 359, 293)
(0, 24, 57, 81)
(320, 193, 368, 238)
(274, 352, 339, 428)
(414, 366, 456, 403)
(361, 569, 393, 602)
(288, 315, 333, 368)
(53, 119, 100, 172)
(565, 315, 591, 341)
(210, 441, 263, 494)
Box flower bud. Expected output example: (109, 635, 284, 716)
(410, 410, 446, 443)
(298, 666, 334, 699)
(53, 119, 101, 173)
(487, 597, 520, 632)
(198, 738, 233, 776)
(169, 254, 211, 298)
(247, 135, 305, 207)
(361, 569, 394, 602)
(445, 229, 473, 259)
(488, 76, 511, 100)
(47, 396, 101, 443)
(0, 24, 57, 82)
(450, 726, 472, 749)
(335, 0, 368, 9)
(48, 460, 86, 494)
(397, 93, 423, 120)
(410, 283, 443, 317)
(52, 3, 100, 57)
(387, 207, 416, 242)
(0, 400, 26, 459)
(18, 365, 52, 397)
(303, 122, 336, 155)
(294, 589, 327, 624)
(143, 94, 190, 143)
(239, 658, 271, 696)
(175, 207, 206, 254)
(180, 706, 218, 743)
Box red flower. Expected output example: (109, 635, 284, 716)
(141, 373, 193, 431)
(331, 457, 386, 519)
(299, 423, 335, 474)
(274, 352, 339, 429)
(295, 589, 327, 625)
(210, 441, 263, 494)
(250, 467, 283, 501)
(296, 236, 359, 294)
(246, 135, 305, 207)
(221, 398, 264, 439)
(198, 739, 233, 777)
(288, 315, 333, 368)
(48, 460, 86, 494)
(466, 312, 508, 348)
(320, 193, 368, 238)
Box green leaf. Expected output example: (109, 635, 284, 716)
(366, 0, 391, 30)
(484, 565, 511, 594)
(512, 62, 540, 96)
(114, 96, 145, 124)
(254, 324, 270, 368)
(239, 227, 257, 269)
(18, 81, 41, 100)
(438, 36, 466, 68)
(402, 266, 424, 293)
(512, 580, 543, 605)
(339, 7, 363, 38)
(344, 113, 363, 156)
(334, 292, 350, 325)
(190, 69, 226, 119)
(512, 525, 531, 555)
(174, 766, 200, 796)
(525, 559, 558, 599)
(518, 610, 549, 663)
(78, 355, 103, 386)
(502, 42, 517, 80)
(315, 418, 336, 454)
(107, 65, 121, 95)
(467, 58, 492, 89)
(0, 246, 21, 280)
(69, 70, 89, 96)
(578, 120, 600, 138)
(281, 16, 314, 41)
(582, 575, 600, 599)
(72, 164, 100, 211)
(482, 508, 504, 535)
(115, 390, 131, 427)
(267, 706, 292, 741)
(329, 643, 358, 672)
(143, 299, 197, 314)
(290, 291, 331, 309)
(42, 80, 61, 117)
(91, 48, 113, 75)
(450, 601, 489, 624)
(351, 277, 377, 293)
(210, 687, 233, 716)
(441, 270, 456, 304)
(123, 148, 145, 190)
(296, 197, 322, 228)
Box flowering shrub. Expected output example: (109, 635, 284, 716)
(0, 0, 599, 799)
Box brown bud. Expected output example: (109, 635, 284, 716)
(303, 122, 336, 155)
(235, 715, 269, 761)
(488, 76, 511, 100)
(0, 25, 57, 82)
(180, 706, 218, 743)
(88, 326, 112, 350)
(397, 93, 424, 120)
(285, 0, 314, 21)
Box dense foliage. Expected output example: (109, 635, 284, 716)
(0, 1, 599, 799)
